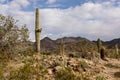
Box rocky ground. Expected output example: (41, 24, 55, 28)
(0, 53, 120, 80)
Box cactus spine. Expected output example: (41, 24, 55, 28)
(97, 38, 102, 53)
(35, 8, 42, 53)
(60, 39, 64, 56)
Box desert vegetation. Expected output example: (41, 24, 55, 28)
(0, 8, 120, 80)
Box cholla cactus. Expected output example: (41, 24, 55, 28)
(60, 39, 64, 56)
(97, 38, 102, 53)
(35, 8, 42, 53)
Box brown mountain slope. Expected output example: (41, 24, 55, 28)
(41, 37, 59, 52)
(40, 37, 97, 53)
(103, 38, 120, 48)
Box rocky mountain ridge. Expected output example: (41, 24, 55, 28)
(40, 37, 120, 53)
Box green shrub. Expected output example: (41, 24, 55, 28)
(54, 60, 64, 67)
(55, 66, 90, 80)
(9, 63, 48, 80)
(0, 65, 5, 79)
(93, 58, 99, 66)
(55, 69, 81, 80)
(79, 61, 89, 69)
(96, 75, 106, 80)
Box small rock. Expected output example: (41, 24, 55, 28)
(48, 69, 53, 75)
(52, 66, 62, 73)
(101, 66, 106, 70)
(55, 66, 62, 71)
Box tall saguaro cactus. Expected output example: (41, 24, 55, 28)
(35, 8, 42, 53)
(97, 38, 102, 53)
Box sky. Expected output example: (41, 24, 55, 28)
(0, 0, 120, 41)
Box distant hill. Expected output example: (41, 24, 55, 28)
(41, 37, 59, 52)
(32, 37, 120, 53)
(40, 37, 97, 53)
(103, 38, 120, 48)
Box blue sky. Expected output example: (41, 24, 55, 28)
(0, 0, 120, 41)
(2, 0, 120, 9)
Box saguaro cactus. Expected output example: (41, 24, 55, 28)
(60, 39, 64, 56)
(35, 8, 42, 53)
(97, 38, 102, 53)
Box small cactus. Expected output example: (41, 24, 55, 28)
(60, 39, 64, 56)
(115, 44, 119, 59)
(97, 38, 102, 53)
(35, 8, 42, 53)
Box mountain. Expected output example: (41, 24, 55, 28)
(40, 37, 97, 53)
(33, 37, 120, 53)
(41, 37, 59, 52)
(56, 37, 89, 44)
(103, 38, 120, 48)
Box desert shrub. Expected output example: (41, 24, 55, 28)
(20, 49, 35, 57)
(68, 52, 99, 60)
(68, 52, 86, 58)
(9, 63, 33, 80)
(54, 60, 64, 67)
(9, 63, 48, 80)
(77, 40, 97, 52)
(81, 52, 91, 59)
(96, 74, 106, 80)
(42, 50, 51, 55)
(55, 66, 90, 80)
(55, 68, 81, 80)
(78, 61, 89, 69)
(93, 58, 99, 66)
(68, 52, 77, 58)
(107, 49, 120, 59)
(0, 14, 32, 59)
(0, 61, 10, 79)
(0, 65, 5, 79)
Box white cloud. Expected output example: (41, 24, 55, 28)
(0, 0, 34, 40)
(0, 1, 120, 41)
(0, 0, 6, 3)
(40, 2, 120, 41)
(8, 0, 30, 10)
(0, 0, 30, 13)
